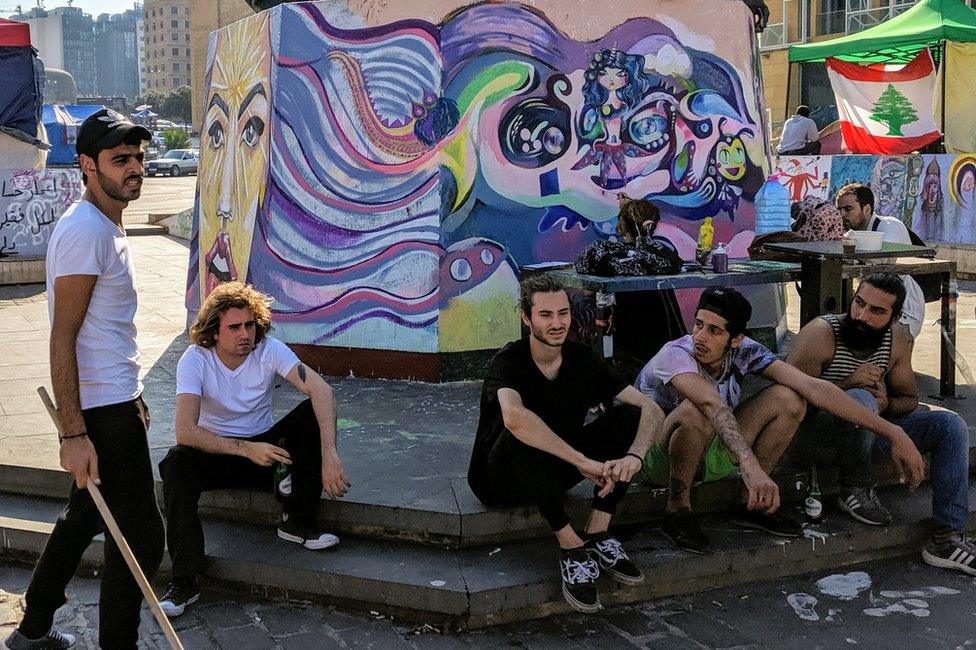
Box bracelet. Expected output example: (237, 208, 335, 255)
(625, 452, 644, 464)
(58, 432, 88, 443)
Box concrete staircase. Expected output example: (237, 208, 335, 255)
(2, 460, 972, 629)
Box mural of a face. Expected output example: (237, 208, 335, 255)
(871, 157, 906, 218)
(198, 13, 271, 299)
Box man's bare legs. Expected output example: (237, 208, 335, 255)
(732, 384, 807, 505)
(662, 400, 715, 513)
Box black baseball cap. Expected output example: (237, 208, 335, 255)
(697, 286, 752, 336)
(76, 108, 152, 159)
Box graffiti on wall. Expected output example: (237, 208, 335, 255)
(773, 153, 976, 245)
(188, 0, 767, 354)
(0, 168, 82, 256)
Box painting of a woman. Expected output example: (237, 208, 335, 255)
(572, 48, 654, 189)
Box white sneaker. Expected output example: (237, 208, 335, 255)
(277, 514, 339, 550)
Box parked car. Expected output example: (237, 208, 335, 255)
(144, 148, 199, 177)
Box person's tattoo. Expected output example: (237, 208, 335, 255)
(668, 476, 688, 503)
(710, 405, 752, 463)
(297, 363, 306, 383)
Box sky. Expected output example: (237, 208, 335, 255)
(2, 0, 141, 19)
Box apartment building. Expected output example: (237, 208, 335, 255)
(142, 0, 191, 92)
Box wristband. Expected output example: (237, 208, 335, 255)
(58, 432, 88, 444)
(625, 452, 644, 464)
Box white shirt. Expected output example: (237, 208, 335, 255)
(777, 115, 820, 153)
(869, 214, 925, 338)
(46, 200, 141, 409)
(176, 337, 300, 438)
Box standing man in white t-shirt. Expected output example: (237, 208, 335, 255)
(836, 183, 925, 339)
(6, 109, 163, 650)
(156, 282, 349, 618)
(777, 105, 821, 155)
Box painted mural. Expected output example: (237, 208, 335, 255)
(773, 153, 976, 245)
(188, 0, 768, 355)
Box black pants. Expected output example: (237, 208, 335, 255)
(481, 404, 641, 531)
(159, 399, 322, 580)
(19, 398, 164, 649)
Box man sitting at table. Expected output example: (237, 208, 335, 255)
(835, 183, 924, 339)
(468, 273, 665, 614)
(634, 286, 927, 554)
(787, 273, 974, 575)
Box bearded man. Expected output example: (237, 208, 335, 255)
(787, 273, 973, 575)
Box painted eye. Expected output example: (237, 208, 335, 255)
(241, 116, 265, 147)
(207, 121, 224, 149)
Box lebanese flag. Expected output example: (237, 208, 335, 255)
(826, 51, 941, 155)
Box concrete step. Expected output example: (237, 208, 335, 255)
(0, 461, 811, 548)
(124, 224, 169, 237)
(2, 484, 973, 629)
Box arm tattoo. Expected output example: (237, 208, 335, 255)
(297, 363, 307, 383)
(668, 476, 688, 504)
(710, 405, 752, 463)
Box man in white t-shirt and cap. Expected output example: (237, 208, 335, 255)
(157, 282, 349, 618)
(777, 105, 821, 156)
(835, 183, 925, 339)
(5, 109, 162, 650)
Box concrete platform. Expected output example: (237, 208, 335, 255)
(2, 235, 976, 625)
(3, 484, 973, 629)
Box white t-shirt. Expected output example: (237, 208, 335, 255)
(869, 214, 925, 338)
(45, 200, 141, 409)
(176, 336, 301, 438)
(777, 115, 820, 153)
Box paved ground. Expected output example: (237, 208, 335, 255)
(4, 554, 976, 648)
(124, 175, 197, 225)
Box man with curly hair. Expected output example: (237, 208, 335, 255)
(156, 282, 349, 618)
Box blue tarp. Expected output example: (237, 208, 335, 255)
(42, 104, 103, 165)
(0, 43, 44, 145)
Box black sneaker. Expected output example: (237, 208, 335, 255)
(837, 487, 892, 526)
(729, 504, 803, 538)
(661, 509, 711, 554)
(584, 532, 644, 585)
(922, 532, 976, 576)
(158, 577, 200, 618)
(559, 547, 601, 613)
(277, 513, 340, 550)
(4, 628, 76, 649)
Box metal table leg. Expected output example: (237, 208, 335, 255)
(940, 270, 957, 398)
(799, 258, 844, 326)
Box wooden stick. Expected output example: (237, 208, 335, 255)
(37, 387, 184, 650)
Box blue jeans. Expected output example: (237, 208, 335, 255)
(802, 388, 970, 532)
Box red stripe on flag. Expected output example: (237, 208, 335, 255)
(839, 121, 940, 155)
(826, 50, 934, 83)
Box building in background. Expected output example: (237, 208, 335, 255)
(189, 0, 251, 129)
(137, 11, 145, 93)
(760, 0, 976, 140)
(9, 6, 95, 95)
(142, 0, 191, 92)
(94, 6, 142, 101)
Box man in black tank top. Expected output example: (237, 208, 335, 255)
(788, 273, 974, 576)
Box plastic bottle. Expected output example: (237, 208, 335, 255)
(754, 175, 791, 234)
(696, 216, 714, 265)
(711, 242, 728, 273)
(697, 216, 714, 250)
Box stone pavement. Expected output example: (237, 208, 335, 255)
(4, 553, 976, 648)
(123, 176, 197, 225)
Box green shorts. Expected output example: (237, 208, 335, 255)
(635, 436, 739, 486)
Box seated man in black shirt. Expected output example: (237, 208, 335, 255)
(468, 274, 665, 614)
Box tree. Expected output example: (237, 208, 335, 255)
(870, 84, 918, 137)
(161, 127, 190, 150)
(134, 86, 191, 122)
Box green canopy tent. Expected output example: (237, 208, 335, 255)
(783, 0, 976, 128)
